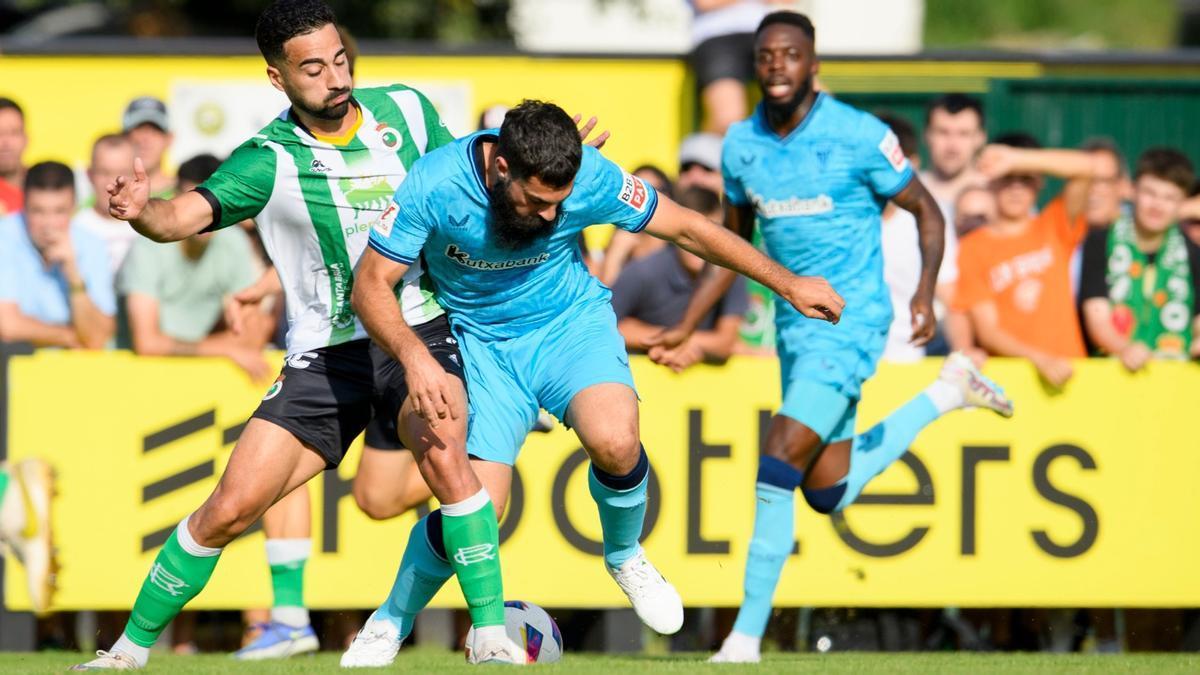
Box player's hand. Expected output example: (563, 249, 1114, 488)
(108, 156, 151, 222)
(226, 268, 281, 336)
(783, 276, 844, 324)
(909, 293, 936, 346)
(644, 323, 693, 352)
(976, 144, 1020, 180)
(1031, 352, 1073, 388)
(573, 114, 610, 149)
(1118, 342, 1152, 373)
(404, 351, 460, 428)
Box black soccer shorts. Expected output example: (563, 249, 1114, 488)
(251, 315, 464, 467)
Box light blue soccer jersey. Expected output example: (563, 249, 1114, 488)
(368, 130, 659, 341)
(722, 93, 914, 332)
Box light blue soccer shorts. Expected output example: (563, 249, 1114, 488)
(456, 299, 636, 465)
(775, 318, 888, 443)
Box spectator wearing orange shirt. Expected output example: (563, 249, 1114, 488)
(953, 133, 1101, 387)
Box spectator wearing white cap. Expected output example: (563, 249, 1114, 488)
(677, 131, 725, 195)
(122, 96, 175, 199)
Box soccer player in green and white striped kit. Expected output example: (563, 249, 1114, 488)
(73, 0, 518, 668)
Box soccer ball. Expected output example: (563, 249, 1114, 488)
(466, 600, 563, 664)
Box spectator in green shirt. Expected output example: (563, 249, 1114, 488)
(118, 154, 274, 378)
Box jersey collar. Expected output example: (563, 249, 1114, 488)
(468, 131, 499, 199)
(290, 100, 363, 147)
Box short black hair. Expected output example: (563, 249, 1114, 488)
(755, 10, 815, 43)
(1079, 137, 1128, 177)
(24, 161, 75, 195)
(676, 186, 721, 217)
(177, 154, 223, 188)
(991, 131, 1041, 150)
(0, 97, 23, 120)
(255, 0, 336, 65)
(876, 111, 918, 158)
(1135, 147, 1195, 193)
(496, 100, 582, 189)
(925, 93, 984, 129)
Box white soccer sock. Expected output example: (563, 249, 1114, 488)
(473, 624, 507, 644)
(924, 378, 965, 415)
(112, 633, 151, 667)
(271, 605, 311, 628)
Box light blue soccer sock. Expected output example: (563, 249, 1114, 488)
(732, 456, 804, 638)
(375, 512, 454, 640)
(804, 382, 960, 514)
(587, 446, 650, 569)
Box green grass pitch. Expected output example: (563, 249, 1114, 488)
(3, 650, 1198, 673)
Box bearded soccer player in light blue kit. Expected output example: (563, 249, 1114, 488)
(648, 12, 1015, 663)
(340, 99, 847, 666)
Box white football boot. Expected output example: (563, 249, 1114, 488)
(465, 628, 524, 665)
(607, 546, 684, 635)
(69, 651, 141, 671)
(941, 351, 1014, 417)
(710, 631, 762, 663)
(340, 612, 403, 668)
(0, 458, 56, 614)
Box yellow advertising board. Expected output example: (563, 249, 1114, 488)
(5, 352, 1200, 610)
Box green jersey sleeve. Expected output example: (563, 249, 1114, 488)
(196, 140, 276, 231)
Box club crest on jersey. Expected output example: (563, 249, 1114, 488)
(262, 374, 285, 401)
(878, 129, 908, 173)
(376, 123, 401, 149)
(618, 172, 649, 212)
(309, 158, 332, 173)
(444, 244, 550, 271)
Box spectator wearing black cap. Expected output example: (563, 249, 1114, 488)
(122, 96, 175, 198)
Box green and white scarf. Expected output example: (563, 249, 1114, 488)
(1105, 214, 1193, 356)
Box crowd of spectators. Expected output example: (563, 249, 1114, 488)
(0, 80, 1198, 654)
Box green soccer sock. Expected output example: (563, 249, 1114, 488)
(0, 468, 9, 508)
(123, 517, 221, 648)
(441, 489, 505, 628)
(266, 538, 310, 627)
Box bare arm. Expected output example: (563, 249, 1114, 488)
(127, 293, 270, 378)
(352, 248, 460, 426)
(690, 315, 743, 364)
(891, 176, 945, 345)
(66, 285, 115, 350)
(977, 145, 1100, 223)
(644, 195, 843, 323)
(1081, 298, 1127, 355)
(108, 158, 216, 243)
(970, 300, 1074, 386)
(617, 316, 662, 352)
(0, 302, 78, 347)
(600, 229, 641, 287)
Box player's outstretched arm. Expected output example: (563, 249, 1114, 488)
(644, 195, 844, 324)
(352, 248, 460, 427)
(891, 175, 945, 346)
(108, 157, 215, 243)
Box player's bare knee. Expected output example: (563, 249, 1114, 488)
(765, 419, 820, 471)
(353, 485, 396, 521)
(196, 493, 258, 542)
(587, 428, 641, 475)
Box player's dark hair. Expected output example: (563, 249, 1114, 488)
(756, 11, 815, 43)
(876, 112, 918, 158)
(991, 132, 1041, 150)
(1080, 137, 1128, 177)
(255, 0, 336, 65)
(676, 186, 722, 217)
(925, 93, 984, 129)
(631, 164, 674, 199)
(24, 161, 75, 195)
(1135, 147, 1195, 193)
(178, 154, 223, 188)
(0, 96, 23, 120)
(497, 100, 582, 189)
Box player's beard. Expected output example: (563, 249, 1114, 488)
(488, 177, 559, 249)
(762, 76, 814, 122)
(295, 88, 353, 121)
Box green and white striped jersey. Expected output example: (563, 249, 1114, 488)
(197, 84, 452, 355)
